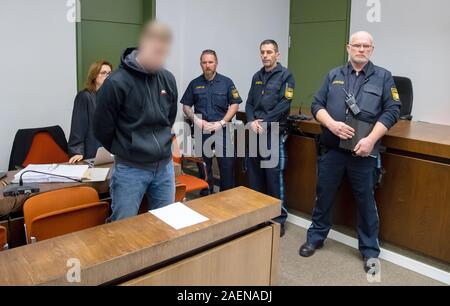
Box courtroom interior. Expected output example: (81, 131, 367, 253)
(0, 0, 448, 289)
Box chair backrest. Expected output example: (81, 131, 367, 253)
(393, 76, 414, 119)
(30, 202, 110, 242)
(172, 136, 182, 164)
(175, 184, 187, 202)
(22, 132, 69, 168)
(23, 187, 107, 243)
(0, 226, 7, 251)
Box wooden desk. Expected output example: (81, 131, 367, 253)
(0, 164, 113, 217)
(236, 112, 450, 263)
(0, 163, 183, 247)
(291, 119, 450, 159)
(0, 163, 183, 215)
(0, 187, 281, 286)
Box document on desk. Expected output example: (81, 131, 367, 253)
(13, 164, 89, 184)
(83, 168, 110, 183)
(150, 202, 209, 230)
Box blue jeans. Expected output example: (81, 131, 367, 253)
(108, 159, 175, 222)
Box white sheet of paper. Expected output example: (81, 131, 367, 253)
(84, 168, 110, 182)
(150, 202, 209, 230)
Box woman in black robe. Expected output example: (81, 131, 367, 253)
(68, 61, 113, 163)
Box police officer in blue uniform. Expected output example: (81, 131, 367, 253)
(299, 32, 401, 273)
(246, 40, 296, 237)
(181, 50, 242, 194)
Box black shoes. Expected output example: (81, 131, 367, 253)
(299, 242, 324, 257)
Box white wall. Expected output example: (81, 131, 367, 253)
(156, 0, 290, 116)
(0, 0, 78, 170)
(351, 0, 450, 125)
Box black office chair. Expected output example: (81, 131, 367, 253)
(393, 76, 414, 121)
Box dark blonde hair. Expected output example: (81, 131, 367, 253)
(84, 61, 113, 93)
(141, 20, 173, 43)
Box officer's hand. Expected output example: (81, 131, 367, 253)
(195, 118, 209, 130)
(251, 120, 265, 135)
(205, 122, 223, 133)
(354, 137, 375, 157)
(330, 121, 355, 140)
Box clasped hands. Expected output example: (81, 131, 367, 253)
(195, 118, 224, 133)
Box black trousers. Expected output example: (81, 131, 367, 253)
(307, 149, 380, 259)
(246, 131, 289, 226)
(198, 128, 235, 193)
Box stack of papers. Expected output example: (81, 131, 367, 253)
(13, 164, 90, 184)
(150, 202, 209, 230)
(84, 168, 110, 183)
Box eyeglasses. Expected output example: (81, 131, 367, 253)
(99, 71, 111, 76)
(349, 44, 374, 50)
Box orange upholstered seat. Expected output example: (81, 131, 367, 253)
(23, 187, 110, 243)
(0, 226, 7, 251)
(23, 132, 69, 167)
(172, 136, 209, 195)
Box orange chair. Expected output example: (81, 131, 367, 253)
(22, 132, 69, 168)
(0, 226, 8, 251)
(23, 187, 110, 244)
(172, 137, 210, 194)
(175, 184, 187, 202)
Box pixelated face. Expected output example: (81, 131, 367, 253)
(139, 28, 172, 71)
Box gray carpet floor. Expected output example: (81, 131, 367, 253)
(278, 223, 446, 286)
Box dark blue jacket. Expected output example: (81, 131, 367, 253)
(181, 73, 242, 122)
(94, 48, 178, 166)
(311, 61, 401, 150)
(246, 63, 295, 126)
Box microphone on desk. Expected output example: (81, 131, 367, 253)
(2, 170, 83, 197)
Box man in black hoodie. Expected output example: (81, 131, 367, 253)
(94, 21, 178, 222)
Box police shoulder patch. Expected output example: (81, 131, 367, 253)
(391, 88, 400, 102)
(231, 87, 241, 100)
(285, 85, 294, 100)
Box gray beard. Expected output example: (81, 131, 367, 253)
(351, 56, 369, 65)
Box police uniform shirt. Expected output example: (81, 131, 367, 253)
(311, 61, 401, 150)
(246, 63, 295, 125)
(181, 73, 242, 122)
(347, 62, 369, 96)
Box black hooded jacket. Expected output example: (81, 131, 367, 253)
(94, 48, 178, 167)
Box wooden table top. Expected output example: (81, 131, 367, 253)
(292, 119, 450, 159)
(0, 187, 281, 286)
